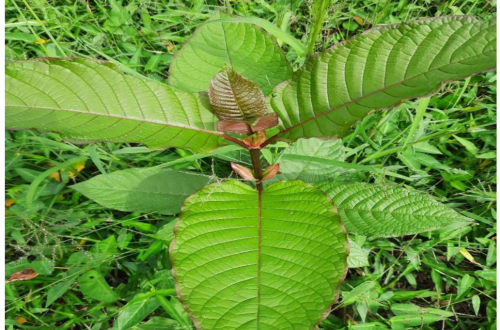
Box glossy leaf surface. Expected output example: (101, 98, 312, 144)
(6, 59, 224, 152)
(169, 13, 292, 95)
(270, 16, 496, 141)
(170, 180, 348, 330)
(321, 183, 472, 237)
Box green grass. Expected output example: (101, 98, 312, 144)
(5, 0, 497, 329)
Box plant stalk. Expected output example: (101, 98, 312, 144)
(250, 148, 263, 192)
(306, 0, 334, 56)
(223, 134, 249, 149)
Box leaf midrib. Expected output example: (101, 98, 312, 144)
(278, 49, 496, 136)
(256, 188, 263, 328)
(6, 104, 223, 136)
(226, 72, 248, 120)
(74, 185, 193, 197)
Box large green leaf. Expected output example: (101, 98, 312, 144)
(169, 13, 292, 95)
(320, 183, 472, 237)
(72, 168, 210, 215)
(270, 16, 496, 141)
(170, 180, 348, 330)
(6, 58, 224, 152)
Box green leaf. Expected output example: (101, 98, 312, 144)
(389, 305, 453, 329)
(270, 16, 496, 141)
(94, 235, 118, 255)
(6, 58, 224, 152)
(391, 303, 454, 318)
(401, 97, 430, 150)
(206, 17, 307, 58)
(476, 151, 496, 159)
(208, 68, 267, 121)
(137, 317, 180, 330)
(356, 300, 369, 322)
(320, 183, 472, 237)
(72, 168, 210, 215)
(351, 322, 388, 330)
(347, 239, 369, 268)
(341, 282, 376, 306)
(389, 315, 447, 329)
(390, 290, 438, 301)
(169, 13, 292, 95)
(117, 297, 160, 330)
(45, 276, 77, 307)
(78, 270, 118, 303)
(279, 152, 412, 181)
(275, 138, 361, 184)
(475, 269, 496, 281)
(170, 180, 348, 330)
(454, 135, 479, 155)
(138, 241, 164, 261)
(31, 259, 54, 275)
(5, 32, 38, 43)
(154, 221, 176, 243)
(472, 295, 481, 316)
(456, 274, 475, 300)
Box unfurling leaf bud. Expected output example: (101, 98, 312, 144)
(230, 162, 255, 181)
(209, 68, 266, 121)
(262, 164, 280, 181)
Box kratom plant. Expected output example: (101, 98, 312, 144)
(5, 12, 496, 330)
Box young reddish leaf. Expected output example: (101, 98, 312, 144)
(209, 69, 266, 121)
(230, 163, 255, 181)
(217, 120, 252, 134)
(251, 113, 279, 131)
(262, 163, 280, 181)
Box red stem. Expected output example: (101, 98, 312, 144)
(259, 134, 279, 149)
(223, 132, 280, 193)
(222, 134, 250, 149)
(250, 148, 263, 193)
